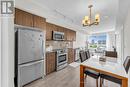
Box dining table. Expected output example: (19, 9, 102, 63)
(80, 56, 128, 87)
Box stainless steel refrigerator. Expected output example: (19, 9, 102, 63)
(15, 26, 45, 87)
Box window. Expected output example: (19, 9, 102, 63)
(88, 34, 107, 51)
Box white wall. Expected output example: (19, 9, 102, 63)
(73, 31, 87, 48)
(1, 14, 14, 87)
(124, 9, 130, 59)
(106, 32, 116, 51)
(0, 12, 1, 87)
(123, 7, 130, 87)
(115, 30, 121, 58)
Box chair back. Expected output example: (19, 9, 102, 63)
(105, 51, 117, 58)
(123, 56, 130, 73)
(79, 51, 87, 62)
(85, 50, 90, 59)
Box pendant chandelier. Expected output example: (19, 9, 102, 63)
(82, 5, 100, 26)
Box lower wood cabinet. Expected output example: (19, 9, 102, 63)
(46, 52, 56, 75)
(68, 48, 75, 64)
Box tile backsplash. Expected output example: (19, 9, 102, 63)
(46, 41, 73, 51)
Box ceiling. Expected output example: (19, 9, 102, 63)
(116, 0, 130, 30)
(16, 0, 120, 34)
(32, 0, 118, 33)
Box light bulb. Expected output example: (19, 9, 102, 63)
(87, 19, 90, 24)
(85, 16, 89, 21)
(82, 20, 85, 24)
(95, 14, 100, 22)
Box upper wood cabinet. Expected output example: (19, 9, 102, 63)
(33, 15, 46, 31)
(66, 29, 71, 41)
(63, 28, 68, 40)
(71, 30, 76, 41)
(46, 23, 55, 40)
(15, 8, 76, 41)
(66, 29, 76, 41)
(46, 23, 76, 41)
(15, 8, 33, 27)
(57, 26, 64, 32)
(15, 8, 46, 31)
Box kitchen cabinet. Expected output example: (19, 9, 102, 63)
(46, 52, 56, 75)
(66, 29, 71, 41)
(68, 48, 75, 64)
(33, 15, 46, 31)
(66, 29, 76, 41)
(15, 8, 46, 31)
(63, 28, 68, 40)
(15, 8, 76, 41)
(45, 22, 76, 41)
(15, 8, 33, 27)
(57, 26, 64, 32)
(46, 23, 55, 40)
(46, 23, 76, 41)
(71, 30, 76, 41)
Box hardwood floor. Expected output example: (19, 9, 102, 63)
(24, 66, 120, 87)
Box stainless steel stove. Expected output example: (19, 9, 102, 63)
(56, 49, 68, 71)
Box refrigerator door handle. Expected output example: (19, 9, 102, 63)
(42, 40, 44, 59)
(19, 60, 43, 67)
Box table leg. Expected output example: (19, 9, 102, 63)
(80, 65, 85, 87)
(122, 78, 128, 87)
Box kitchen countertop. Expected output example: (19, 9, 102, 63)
(45, 48, 76, 53)
(46, 50, 56, 53)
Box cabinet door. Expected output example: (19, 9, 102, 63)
(46, 23, 55, 40)
(68, 48, 75, 64)
(66, 29, 71, 41)
(74, 31, 76, 41)
(63, 28, 67, 40)
(33, 15, 46, 31)
(70, 30, 73, 41)
(51, 53, 56, 72)
(57, 26, 64, 32)
(72, 31, 76, 41)
(46, 53, 50, 74)
(15, 8, 33, 27)
(66, 29, 76, 41)
(46, 52, 56, 75)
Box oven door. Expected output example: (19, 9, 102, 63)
(53, 31, 64, 41)
(57, 53, 67, 66)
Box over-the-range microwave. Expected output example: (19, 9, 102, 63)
(53, 31, 64, 41)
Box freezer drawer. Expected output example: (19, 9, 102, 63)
(18, 60, 44, 87)
(17, 29, 44, 64)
